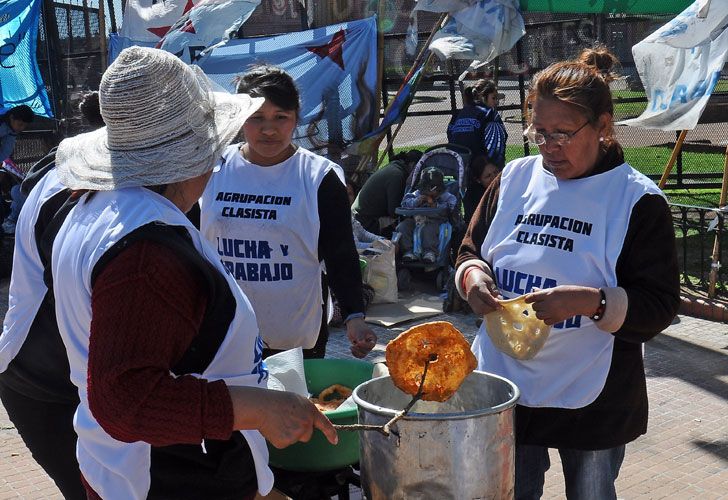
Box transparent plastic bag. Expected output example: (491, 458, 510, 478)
(361, 239, 398, 304)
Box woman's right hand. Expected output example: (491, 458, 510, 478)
(463, 266, 502, 316)
(228, 386, 338, 449)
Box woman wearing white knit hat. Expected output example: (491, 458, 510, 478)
(49, 47, 336, 500)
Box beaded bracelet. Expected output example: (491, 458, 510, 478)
(590, 288, 607, 321)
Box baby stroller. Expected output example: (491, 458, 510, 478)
(394, 143, 469, 291)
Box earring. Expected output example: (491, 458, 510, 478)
(599, 136, 604, 142)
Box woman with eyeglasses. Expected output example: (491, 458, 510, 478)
(455, 46, 680, 499)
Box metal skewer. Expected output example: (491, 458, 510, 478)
(333, 354, 436, 436)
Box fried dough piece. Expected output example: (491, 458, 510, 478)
(484, 295, 551, 360)
(310, 384, 352, 412)
(385, 321, 477, 402)
(311, 398, 344, 412)
(318, 383, 352, 402)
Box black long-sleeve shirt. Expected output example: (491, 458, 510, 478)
(318, 170, 365, 318)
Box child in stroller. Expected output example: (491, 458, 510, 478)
(395, 166, 456, 265)
(393, 144, 468, 290)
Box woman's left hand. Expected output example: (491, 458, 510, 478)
(345, 317, 377, 358)
(524, 285, 601, 326)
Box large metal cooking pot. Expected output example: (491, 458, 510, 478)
(267, 358, 373, 471)
(353, 371, 519, 499)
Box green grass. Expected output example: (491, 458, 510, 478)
(611, 89, 648, 119)
(663, 189, 722, 207)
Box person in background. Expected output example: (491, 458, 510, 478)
(456, 46, 680, 499)
(396, 166, 457, 265)
(0, 105, 35, 234)
(0, 95, 101, 500)
(48, 47, 337, 500)
(447, 78, 507, 166)
(351, 149, 423, 237)
(462, 152, 504, 223)
(199, 64, 376, 359)
(346, 177, 385, 251)
(447, 79, 508, 226)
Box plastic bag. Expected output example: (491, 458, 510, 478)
(361, 239, 398, 304)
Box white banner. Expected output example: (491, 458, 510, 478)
(158, 0, 261, 64)
(119, 0, 198, 42)
(413, 0, 525, 67)
(619, 0, 728, 131)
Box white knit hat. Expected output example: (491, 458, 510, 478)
(56, 47, 263, 190)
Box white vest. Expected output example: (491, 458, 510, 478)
(200, 145, 342, 350)
(0, 169, 64, 372)
(475, 155, 663, 408)
(51, 188, 273, 499)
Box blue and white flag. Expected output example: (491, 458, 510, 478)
(413, 0, 525, 68)
(198, 16, 378, 152)
(0, 0, 52, 117)
(120, 0, 197, 41)
(158, 0, 261, 64)
(110, 0, 200, 62)
(619, 0, 728, 130)
(347, 60, 426, 155)
(108, 34, 157, 62)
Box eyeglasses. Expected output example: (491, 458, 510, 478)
(524, 121, 590, 147)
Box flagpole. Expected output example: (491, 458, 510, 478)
(370, 13, 447, 168)
(708, 144, 728, 297)
(658, 129, 688, 189)
(99, 0, 108, 70)
(374, 0, 385, 140)
(376, 49, 437, 167)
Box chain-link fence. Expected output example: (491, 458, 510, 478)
(16, 0, 728, 293)
(385, 12, 728, 191)
(33, 2, 728, 183)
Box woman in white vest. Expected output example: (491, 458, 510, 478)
(199, 65, 377, 359)
(455, 46, 680, 499)
(0, 92, 103, 500)
(49, 47, 337, 500)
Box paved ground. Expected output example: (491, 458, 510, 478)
(1, 276, 727, 499)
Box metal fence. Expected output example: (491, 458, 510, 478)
(671, 204, 727, 296)
(15, 0, 728, 295)
(36, 2, 728, 189)
(385, 13, 728, 191)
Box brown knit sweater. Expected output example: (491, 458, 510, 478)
(88, 240, 233, 446)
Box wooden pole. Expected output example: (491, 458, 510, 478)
(374, 0, 385, 134)
(707, 144, 728, 297)
(376, 49, 437, 167)
(98, 0, 108, 70)
(658, 129, 688, 189)
(360, 13, 447, 170)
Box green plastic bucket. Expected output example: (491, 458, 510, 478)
(267, 358, 374, 471)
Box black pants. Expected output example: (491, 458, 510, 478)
(0, 383, 86, 500)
